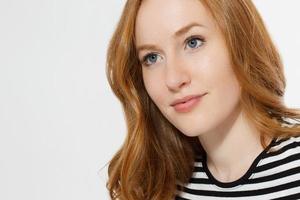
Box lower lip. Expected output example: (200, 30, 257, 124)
(172, 95, 205, 113)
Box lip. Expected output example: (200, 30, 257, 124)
(170, 93, 207, 106)
(170, 93, 207, 113)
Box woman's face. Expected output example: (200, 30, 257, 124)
(135, 0, 241, 137)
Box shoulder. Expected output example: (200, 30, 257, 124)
(255, 135, 300, 177)
(266, 134, 300, 161)
(272, 134, 300, 151)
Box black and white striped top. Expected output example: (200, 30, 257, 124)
(175, 135, 300, 200)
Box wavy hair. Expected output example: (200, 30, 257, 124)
(105, 0, 300, 199)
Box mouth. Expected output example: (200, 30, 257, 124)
(171, 93, 207, 113)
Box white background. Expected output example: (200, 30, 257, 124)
(0, 0, 299, 200)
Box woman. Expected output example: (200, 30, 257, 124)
(105, 0, 300, 199)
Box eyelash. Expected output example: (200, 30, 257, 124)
(141, 35, 206, 66)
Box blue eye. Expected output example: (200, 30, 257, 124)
(142, 53, 160, 66)
(186, 36, 205, 49)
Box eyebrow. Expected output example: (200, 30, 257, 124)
(136, 22, 205, 53)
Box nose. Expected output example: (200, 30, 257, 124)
(164, 55, 191, 92)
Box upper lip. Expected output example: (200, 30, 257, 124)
(170, 93, 207, 106)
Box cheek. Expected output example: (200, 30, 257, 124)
(142, 69, 165, 106)
(200, 45, 239, 91)
(198, 49, 241, 106)
(216, 58, 240, 94)
(210, 65, 241, 109)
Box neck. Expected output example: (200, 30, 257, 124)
(198, 107, 272, 182)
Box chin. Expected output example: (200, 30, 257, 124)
(177, 127, 204, 138)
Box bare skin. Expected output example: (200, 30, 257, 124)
(135, 0, 273, 182)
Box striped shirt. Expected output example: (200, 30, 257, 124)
(175, 135, 300, 200)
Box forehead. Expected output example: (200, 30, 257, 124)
(135, 0, 216, 43)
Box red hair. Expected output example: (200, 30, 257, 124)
(105, 0, 300, 199)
